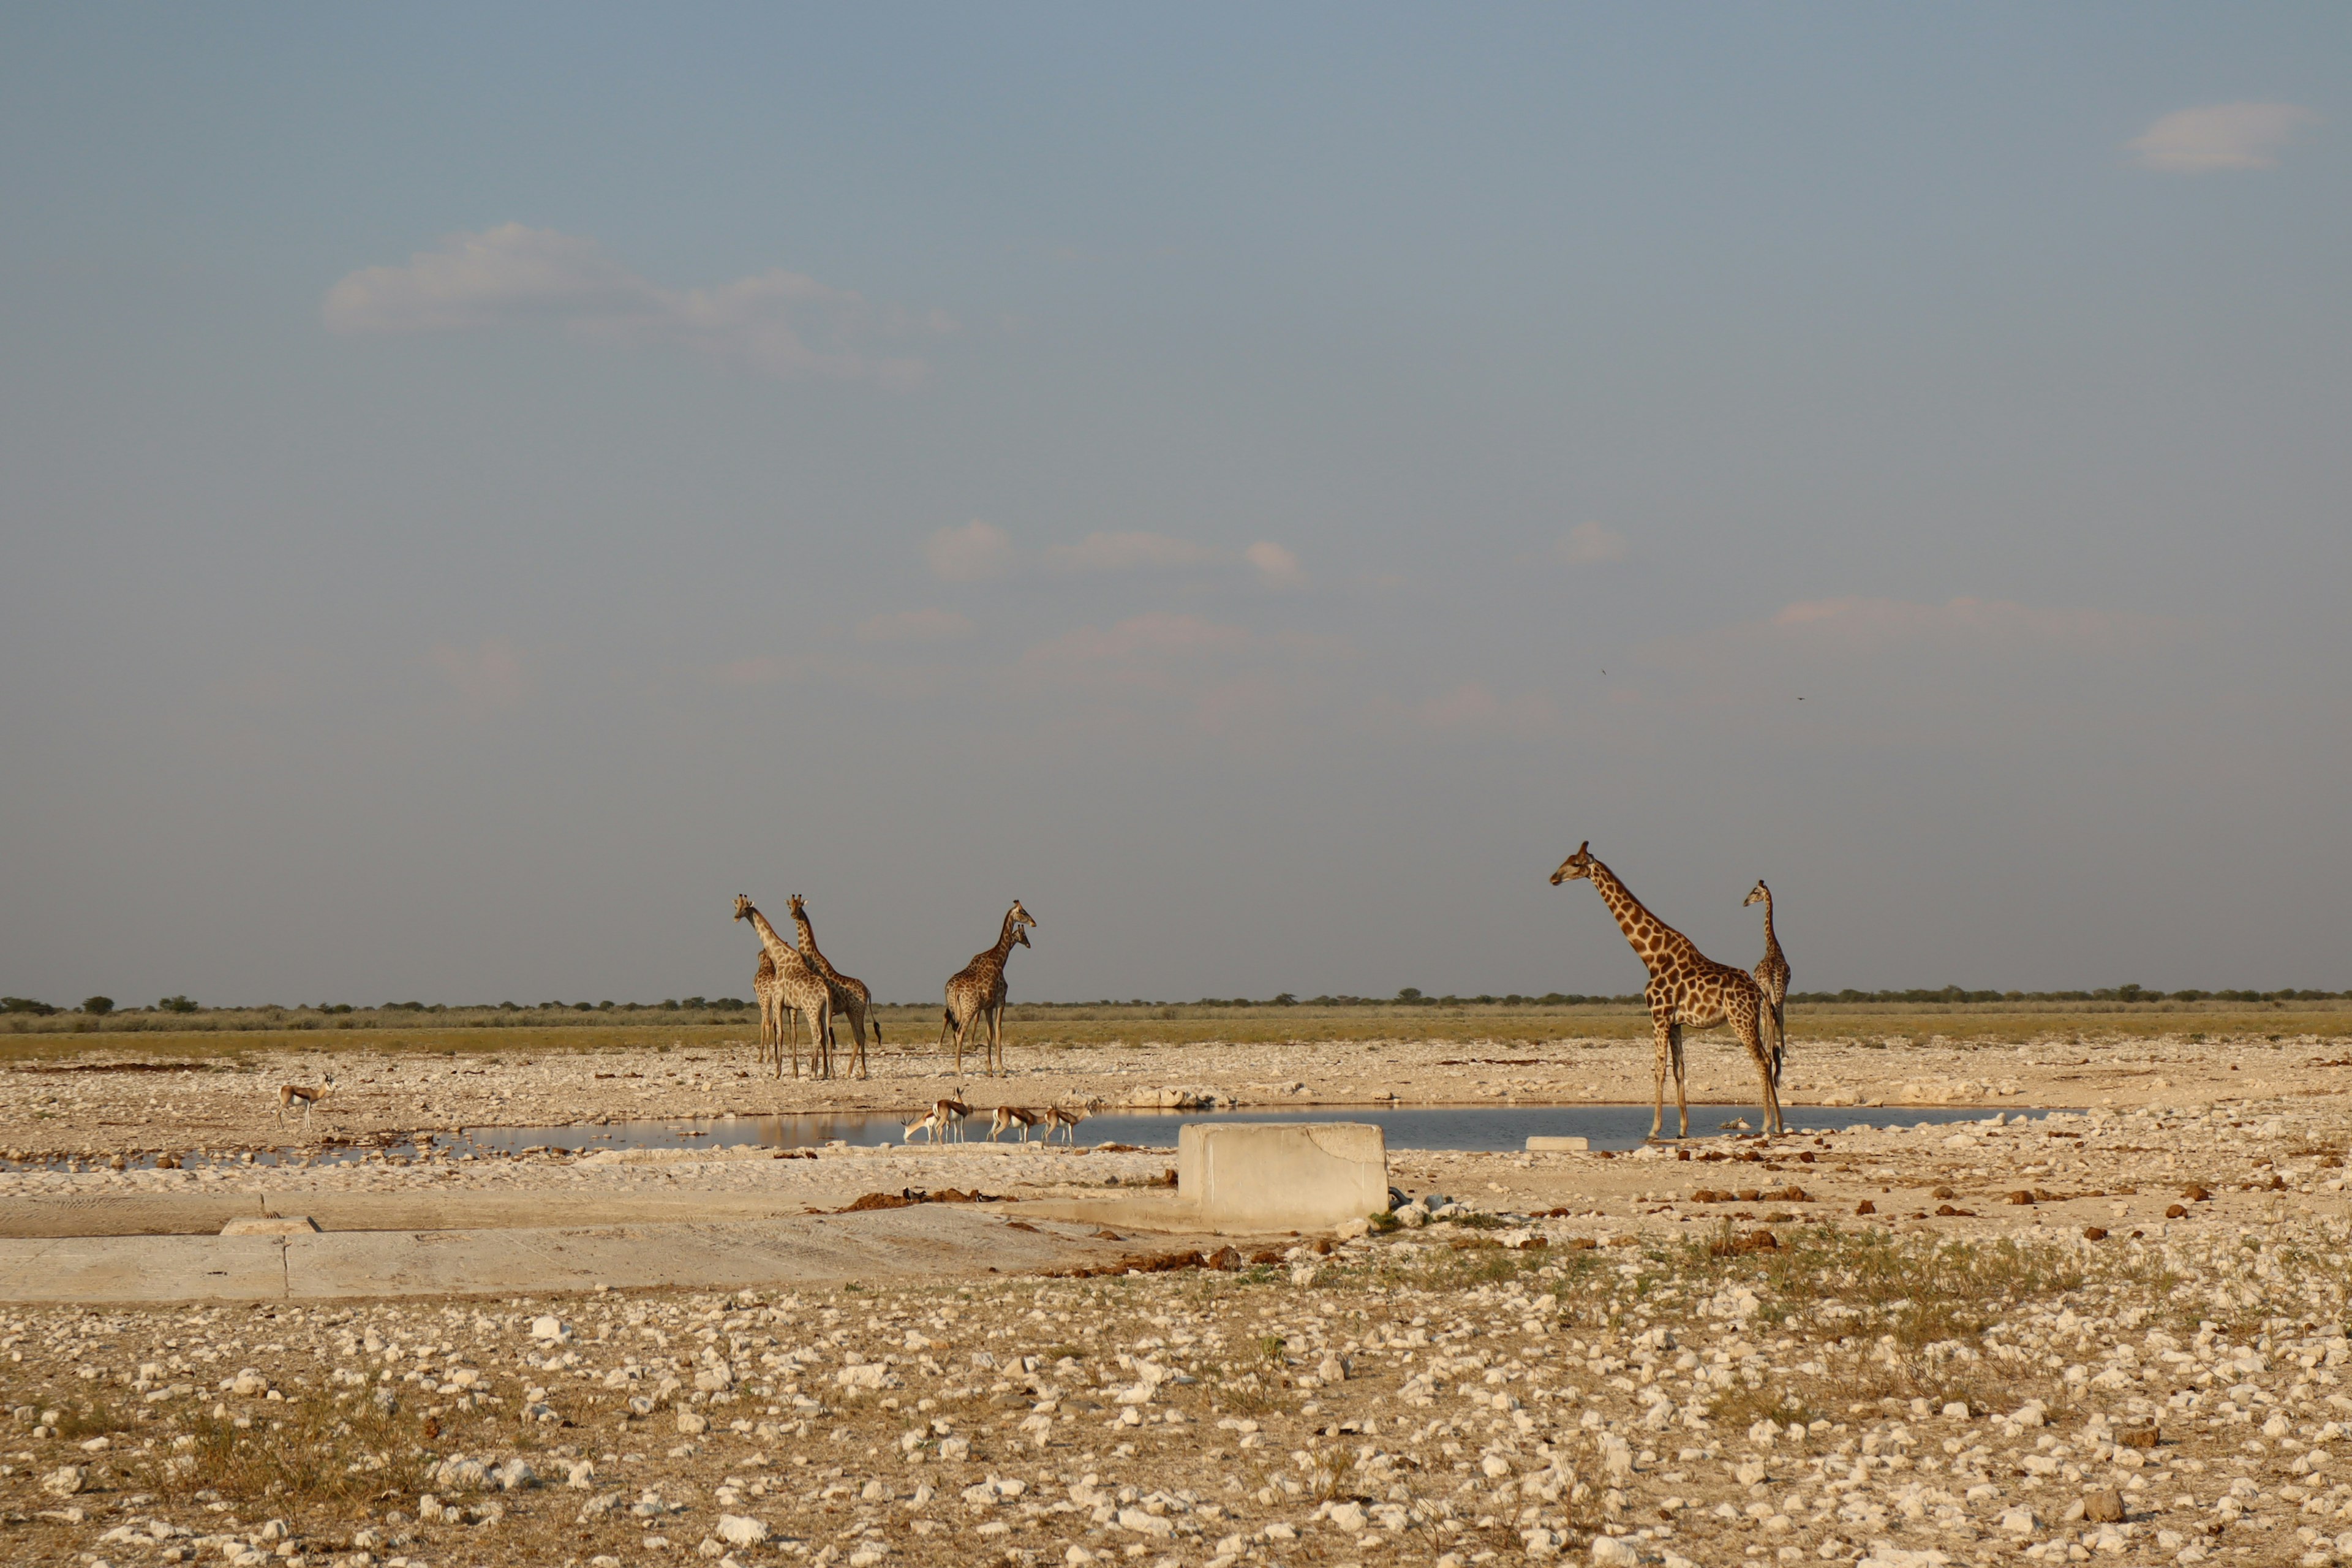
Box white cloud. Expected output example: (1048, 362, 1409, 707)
(2127, 103, 2318, 173)
(323, 223, 948, 385)
(1043, 531, 1221, 573)
(1244, 540, 1304, 587)
(923, 519, 1017, 582)
(428, 638, 531, 714)
(1554, 521, 1629, 567)
(856, 608, 974, 644)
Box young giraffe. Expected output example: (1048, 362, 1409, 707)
(1744, 880, 1792, 1087)
(1550, 842, 1782, 1138)
(940, 900, 1035, 1079)
(788, 895, 880, 1081)
(733, 896, 835, 1080)
(752, 949, 789, 1077)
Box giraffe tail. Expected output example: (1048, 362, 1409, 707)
(871, 1018, 883, 1046)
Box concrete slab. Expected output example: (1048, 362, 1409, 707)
(221, 1216, 319, 1235)
(0, 1234, 288, 1303)
(0, 1206, 1139, 1304)
(1526, 1136, 1590, 1152)
(1178, 1122, 1389, 1232)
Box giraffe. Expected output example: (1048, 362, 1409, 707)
(733, 895, 835, 1079)
(788, 894, 879, 1081)
(1744, 880, 1792, 1087)
(752, 949, 788, 1077)
(940, 900, 1035, 1079)
(1550, 842, 1782, 1138)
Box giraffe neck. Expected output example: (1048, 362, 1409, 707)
(988, 920, 1022, 971)
(745, 907, 802, 969)
(1760, 897, 1779, 954)
(1586, 858, 1697, 977)
(791, 910, 840, 978)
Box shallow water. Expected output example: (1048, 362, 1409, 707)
(0, 1101, 2049, 1172)
(458, 1101, 2046, 1158)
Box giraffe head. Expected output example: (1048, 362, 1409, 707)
(732, 894, 755, 923)
(1009, 900, 1036, 941)
(1549, 842, 1596, 886)
(788, 894, 807, 919)
(1744, 880, 1771, 907)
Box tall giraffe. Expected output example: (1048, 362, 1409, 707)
(788, 894, 880, 1081)
(751, 950, 816, 1076)
(1550, 843, 1781, 1137)
(1744, 880, 1792, 1086)
(941, 900, 1035, 1079)
(733, 896, 835, 1079)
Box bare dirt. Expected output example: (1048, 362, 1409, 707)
(2, 1028, 2348, 1567)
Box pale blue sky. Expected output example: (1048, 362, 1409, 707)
(3, 6, 2347, 1005)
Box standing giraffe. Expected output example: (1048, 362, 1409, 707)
(753, 948, 786, 1076)
(787, 895, 880, 1081)
(733, 896, 835, 1079)
(752, 951, 815, 1076)
(1550, 843, 1781, 1138)
(1744, 880, 1792, 1087)
(941, 900, 1035, 1079)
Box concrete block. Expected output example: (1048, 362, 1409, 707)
(1526, 1136, 1589, 1153)
(1178, 1123, 1388, 1232)
(219, 1216, 320, 1235)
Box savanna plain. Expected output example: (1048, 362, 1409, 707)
(5, 998, 2352, 1568)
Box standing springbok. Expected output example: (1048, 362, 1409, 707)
(274, 1076, 336, 1127)
(930, 1096, 973, 1144)
(1042, 1098, 1104, 1146)
(987, 1106, 1043, 1143)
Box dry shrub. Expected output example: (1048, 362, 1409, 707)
(1685, 1224, 2085, 1350)
(1706, 1382, 1819, 1431)
(135, 1391, 426, 1512)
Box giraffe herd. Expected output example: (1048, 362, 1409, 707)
(734, 840, 1790, 1142)
(731, 893, 1035, 1084)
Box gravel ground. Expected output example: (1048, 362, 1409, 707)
(5, 1030, 2352, 1567)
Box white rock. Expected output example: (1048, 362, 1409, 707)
(39, 1465, 82, 1496)
(676, 1411, 709, 1435)
(715, 1513, 769, 1547)
(1117, 1507, 1174, 1537)
(1590, 1537, 1643, 1567)
(837, 1363, 888, 1392)
(530, 1315, 571, 1343)
(1997, 1506, 2037, 1535)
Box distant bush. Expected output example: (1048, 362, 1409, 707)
(81, 996, 113, 1016)
(1, 997, 58, 1016)
(157, 995, 199, 1014)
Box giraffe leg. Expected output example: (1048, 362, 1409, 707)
(1741, 999, 1781, 1136)
(1649, 1014, 1672, 1140)
(1670, 1023, 1689, 1139)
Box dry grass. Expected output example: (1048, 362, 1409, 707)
(5, 995, 2347, 1062)
(136, 1392, 428, 1512)
(1676, 1223, 2086, 1349)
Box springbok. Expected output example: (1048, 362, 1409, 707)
(1042, 1097, 1105, 1146)
(987, 1106, 1043, 1143)
(274, 1076, 336, 1128)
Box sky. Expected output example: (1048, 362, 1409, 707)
(2, 6, 2348, 1008)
